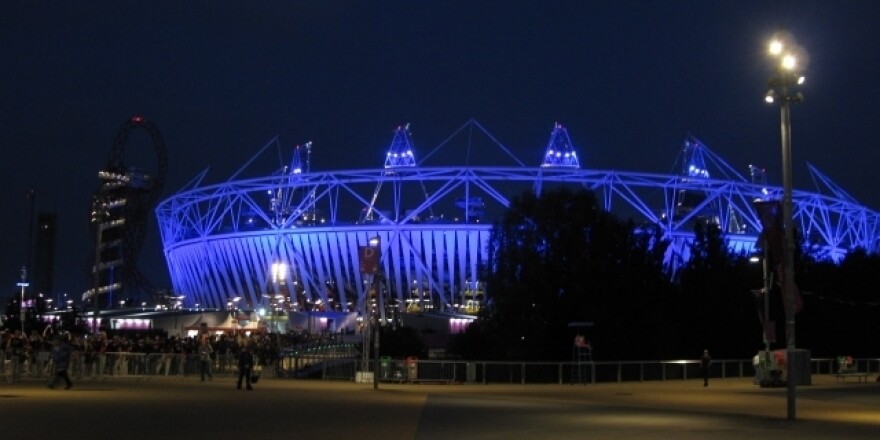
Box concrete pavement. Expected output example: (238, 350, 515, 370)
(2, 374, 878, 439)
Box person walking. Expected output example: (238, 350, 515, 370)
(237, 345, 254, 391)
(6, 330, 28, 384)
(700, 349, 712, 387)
(156, 339, 173, 376)
(94, 333, 107, 380)
(197, 338, 213, 381)
(48, 335, 73, 390)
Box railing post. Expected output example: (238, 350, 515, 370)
(639, 362, 644, 382)
(617, 363, 622, 382)
(521, 362, 526, 385)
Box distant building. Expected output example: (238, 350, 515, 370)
(32, 212, 57, 298)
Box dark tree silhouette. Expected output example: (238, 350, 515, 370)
(452, 189, 880, 362)
(676, 221, 762, 358)
(458, 188, 674, 361)
(797, 248, 880, 357)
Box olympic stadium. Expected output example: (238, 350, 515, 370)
(155, 120, 880, 325)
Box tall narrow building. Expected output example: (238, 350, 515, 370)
(33, 212, 57, 298)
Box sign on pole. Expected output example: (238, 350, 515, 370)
(359, 246, 379, 274)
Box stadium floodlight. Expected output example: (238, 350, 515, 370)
(765, 32, 807, 421)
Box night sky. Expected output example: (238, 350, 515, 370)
(2, 1, 879, 301)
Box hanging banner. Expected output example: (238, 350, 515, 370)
(754, 199, 804, 315)
(359, 246, 379, 274)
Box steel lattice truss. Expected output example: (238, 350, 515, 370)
(156, 120, 880, 312)
(156, 123, 880, 312)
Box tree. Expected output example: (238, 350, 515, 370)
(462, 188, 674, 361)
(379, 326, 424, 359)
(676, 221, 761, 358)
(797, 247, 880, 356)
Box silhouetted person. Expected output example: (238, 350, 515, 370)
(700, 349, 712, 387)
(198, 338, 213, 381)
(237, 345, 254, 391)
(48, 335, 73, 390)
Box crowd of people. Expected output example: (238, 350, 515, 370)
(1, 327, 286, 385)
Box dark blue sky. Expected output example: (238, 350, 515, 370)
(2, 1, 879, 299)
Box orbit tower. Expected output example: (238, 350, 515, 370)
(87, 116, 168, 308)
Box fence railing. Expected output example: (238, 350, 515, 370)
(5, 351, 879, 384)
(2, 352, 274, 382)
(277, 355, 880, 384)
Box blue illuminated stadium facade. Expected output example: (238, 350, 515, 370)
(156, 120, 880, 315)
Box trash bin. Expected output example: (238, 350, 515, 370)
(466, 363, 476, 383)
(406, 356, 418, 381)
(380, 356, 392, 379)
(393, 360, 405, 380)
(753, 362, 765, 385)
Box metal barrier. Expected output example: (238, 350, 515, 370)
(294, 356, 880, 385)
(2, 352, 269, 381)
(277, 342, 359, 380)
(5, 351, 878, 384)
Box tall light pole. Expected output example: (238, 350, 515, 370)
(17, 266, 29, 333)
(357, 236, 381, 389)
(91, 194, 105, 334)
(765, 34, 805, 421)
(369, 236, 382, 391)
(761, 242, 771, 356)
(270, 261, 288, 334)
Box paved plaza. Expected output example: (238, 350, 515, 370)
(2, 374, 878, 439)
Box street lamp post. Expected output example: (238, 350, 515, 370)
(270, 262, 288, 334)
(358, 236, 381, 389)
(91, 195, 106, 334)
(369, 236, 382, 391)
(761, 242, 771, 356)
(765, 35, 805, 421)
(17, 266, 29, 333)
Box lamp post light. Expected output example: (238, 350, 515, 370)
(16, 266, 29, 333)
(368, 236, 382, 391)
(749, 239, 773, 373)
(761, 242, 771, 355)
(765, 34, 806, 421)
(357, 236, 382, 389)
(270, 262, 288, 334)
(90, 194, 106, 334)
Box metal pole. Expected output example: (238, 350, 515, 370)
(761, 243, 770, 352)
(361, 275, 372, 381)
(373, 272, 381, 390)
(779, 83, 797, 420)
(19, 267, 27, 333)
(93, 196, 103, 334)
